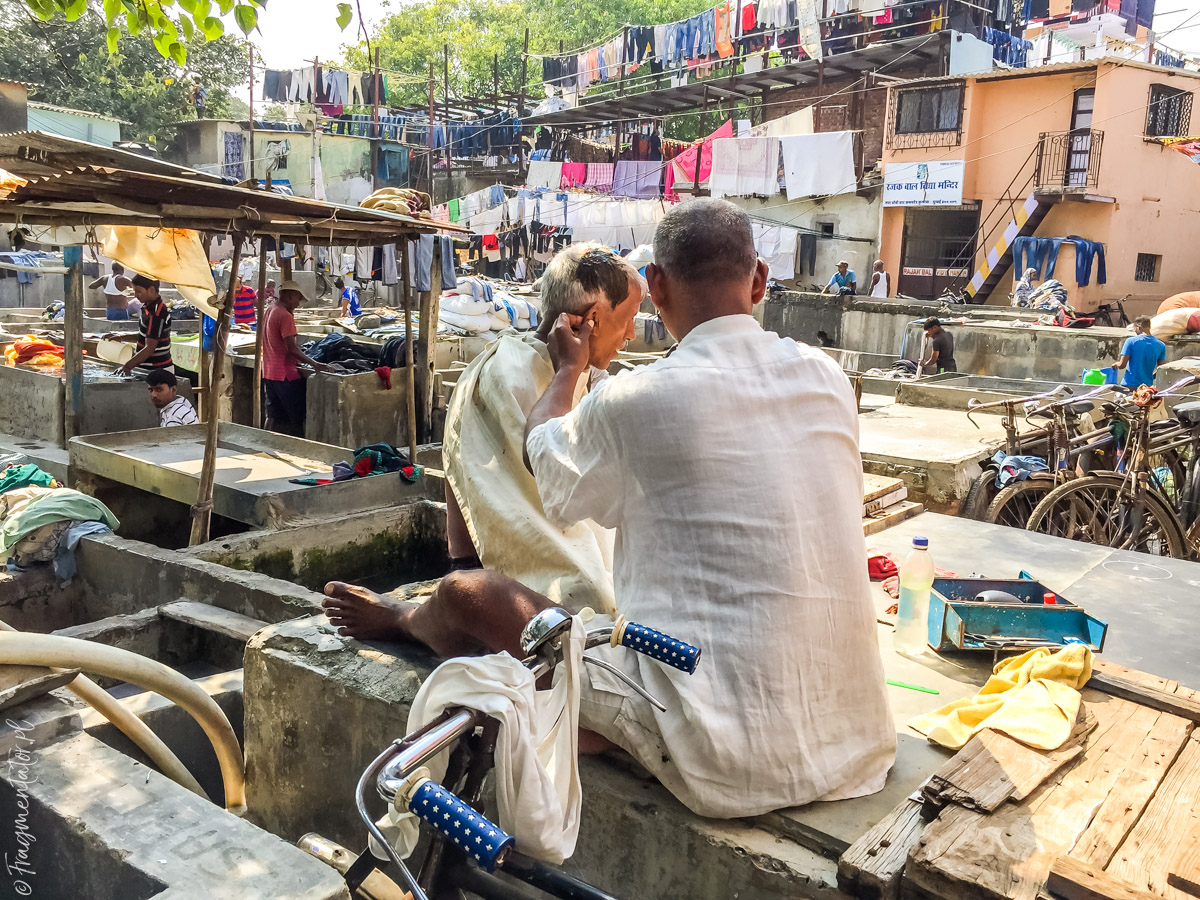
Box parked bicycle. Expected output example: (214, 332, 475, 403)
(961, 383, 1115, 527)
(1025, 376, 1200, 558)
(303, 608, 701, 900)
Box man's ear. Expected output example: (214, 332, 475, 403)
(645, 263, 667, 312)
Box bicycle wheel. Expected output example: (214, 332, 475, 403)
(961, 469, 998, 520)
(1026, 475, 1187, 557)
(983, 478, 1056, 529)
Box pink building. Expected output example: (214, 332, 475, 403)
(878, 59, 1200, 316)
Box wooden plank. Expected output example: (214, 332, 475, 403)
(1070, 710, 1191, 869)
(1088, 672, 1200, 724)
(864, 501, 924, 536)
(1167, 823, 1200, 899)
(159, 600, 267, 643)
(865, 486, 909, 516)
(906, 691, 1184, 900)
(864, 473, 906, 504)
(838, 799, 927, 900)
(1091, 659, 1178, 693)
(922, 721, 1092, 818)
(1104, 730, 1200, 900)
(1046, 857, 1159, 900)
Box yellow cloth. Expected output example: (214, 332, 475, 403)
(101, 226, 220, 317)
(443, 332, 616, 616)
(908, 645, 1093, 750)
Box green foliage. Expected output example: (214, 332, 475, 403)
(0, 5, 249, 145)
(14, 0, 264, 63)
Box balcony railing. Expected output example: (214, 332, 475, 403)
(1034, 129, 1104, 194)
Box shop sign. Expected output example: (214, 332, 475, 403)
(883, 161, 966, 207)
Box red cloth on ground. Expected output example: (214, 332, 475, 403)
(375, 365, 392, 389)
(867, 550, 898, 580)
(354, 456, 373, 477)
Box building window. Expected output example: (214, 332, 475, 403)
(895, 85, 963, 135)
(1145, 84, 1192, 137)
(818, 222, 835, 237)
(1134, 253, 1160, 283)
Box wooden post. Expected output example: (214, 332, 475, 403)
(619, 25, 630, 96)
(518, 29, 529, 116)
(414, 237, 442, 442)
(398, 240, 417, 463)
(189, 240, 241, 547)
(248, 47, 255, 185)
(443, 44, 452, 202)
(370, 47, 381, 188)
(252, 241, 268, 427)
(63, 245, 84, 442)
(427, 63, 436, 194)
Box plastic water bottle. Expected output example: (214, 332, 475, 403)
(894, 537, 935, 656)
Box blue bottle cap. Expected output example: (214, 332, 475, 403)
(912, 536, 929, 548)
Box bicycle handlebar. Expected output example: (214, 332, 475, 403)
(618, 621, 702, 674)
(406, 777, 514, 872)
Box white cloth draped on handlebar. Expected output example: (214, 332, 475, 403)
(375, 617, 585, 865)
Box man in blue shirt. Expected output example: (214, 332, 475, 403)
(1114, 316, 1166, 388)
(822, 260, 856, 296)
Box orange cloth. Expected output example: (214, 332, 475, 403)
(4, 336, 65, 366)
(1157, 291, 1200, 315)
(715, 2, 735, 58)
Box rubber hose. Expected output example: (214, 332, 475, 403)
(0, 619, 208, 800)
(0, 632, 246, 813)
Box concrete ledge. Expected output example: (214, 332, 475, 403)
(0, 731, 349, 899)
(244, 616, 846, 900)
(76, 533, 327, 623)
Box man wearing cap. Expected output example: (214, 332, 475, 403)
(822, 260, 856, 296)
(118, 275, 173, 375)
(920, 317, 956, 375)
(261, 280, 329, 436)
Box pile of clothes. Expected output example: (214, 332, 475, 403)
(0, 463, 118, 579)
(4, 336, 67, 368)
(301, 334, 382, 373)
(289, 443, 420, 486)
(438, 278, 540, 336)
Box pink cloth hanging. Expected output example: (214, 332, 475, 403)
(560, 162, 587, 188)
(671, 119, 734, 187)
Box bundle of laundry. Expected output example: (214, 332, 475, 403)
(4, 335, 67, 367)
(289, 443, 420, 485)
(360, 187, 432, 216)
(301, 333, 381, 366)
(1150, 307, 1200, 340)
(0, 463, 58, 495)
(0, 485, 118, 576)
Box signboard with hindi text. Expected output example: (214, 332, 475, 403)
(883, 161, 966, 207)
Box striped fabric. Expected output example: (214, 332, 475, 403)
(233, 287, 258, 325)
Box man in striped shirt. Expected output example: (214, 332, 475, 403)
(118, 275, 173, 375)
(233, 276, 258, 327)
(146, 369, 199, 426)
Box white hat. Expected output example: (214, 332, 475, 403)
(278, 279, 310, 301)
(625, 245, 654, 268)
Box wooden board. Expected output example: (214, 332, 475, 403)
(864, 473, 907, 504)
(159, 600, 267, 642)
(1104, 730, 1200, 900)
(1167, 823, 1200, 899)
(865, 486, 909, 516)
(1088, 672, 1200, 724)
(906, 690, 1190, 900)
(921, 720, 1092, 817)
(838, 799, 927, 900)
(1046, 856, 1159, 900)
(864, 500, 924, 537)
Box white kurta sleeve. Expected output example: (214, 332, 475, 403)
(526, 387, 623, 531)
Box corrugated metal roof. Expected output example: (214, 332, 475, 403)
(897, 56, 1200, 87)
(0, 130, 223, 182)
(27, 102, 130, 125)
(0, 162, 466, 243)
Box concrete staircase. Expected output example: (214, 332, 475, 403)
(964, 191, 1057, 304)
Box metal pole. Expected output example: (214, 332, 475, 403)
(63, 246, 84, 441)
(190, 239, 242, 546)
(371, 47, 382, 188)
(252, 242, 268, 427)
(398, 240, 417, 463)
(415, 237, 442, 442)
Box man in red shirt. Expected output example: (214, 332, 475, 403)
(233, 276, 258, 327)
(261, 280, 328, 435)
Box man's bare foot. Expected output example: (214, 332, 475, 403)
(322, 581, 419, 641)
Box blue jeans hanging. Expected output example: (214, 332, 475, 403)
(1065, 236, 1106, 286)
(1012, 236, 1061, 280)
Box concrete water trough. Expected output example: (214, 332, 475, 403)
(68, 423, 438, 545)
